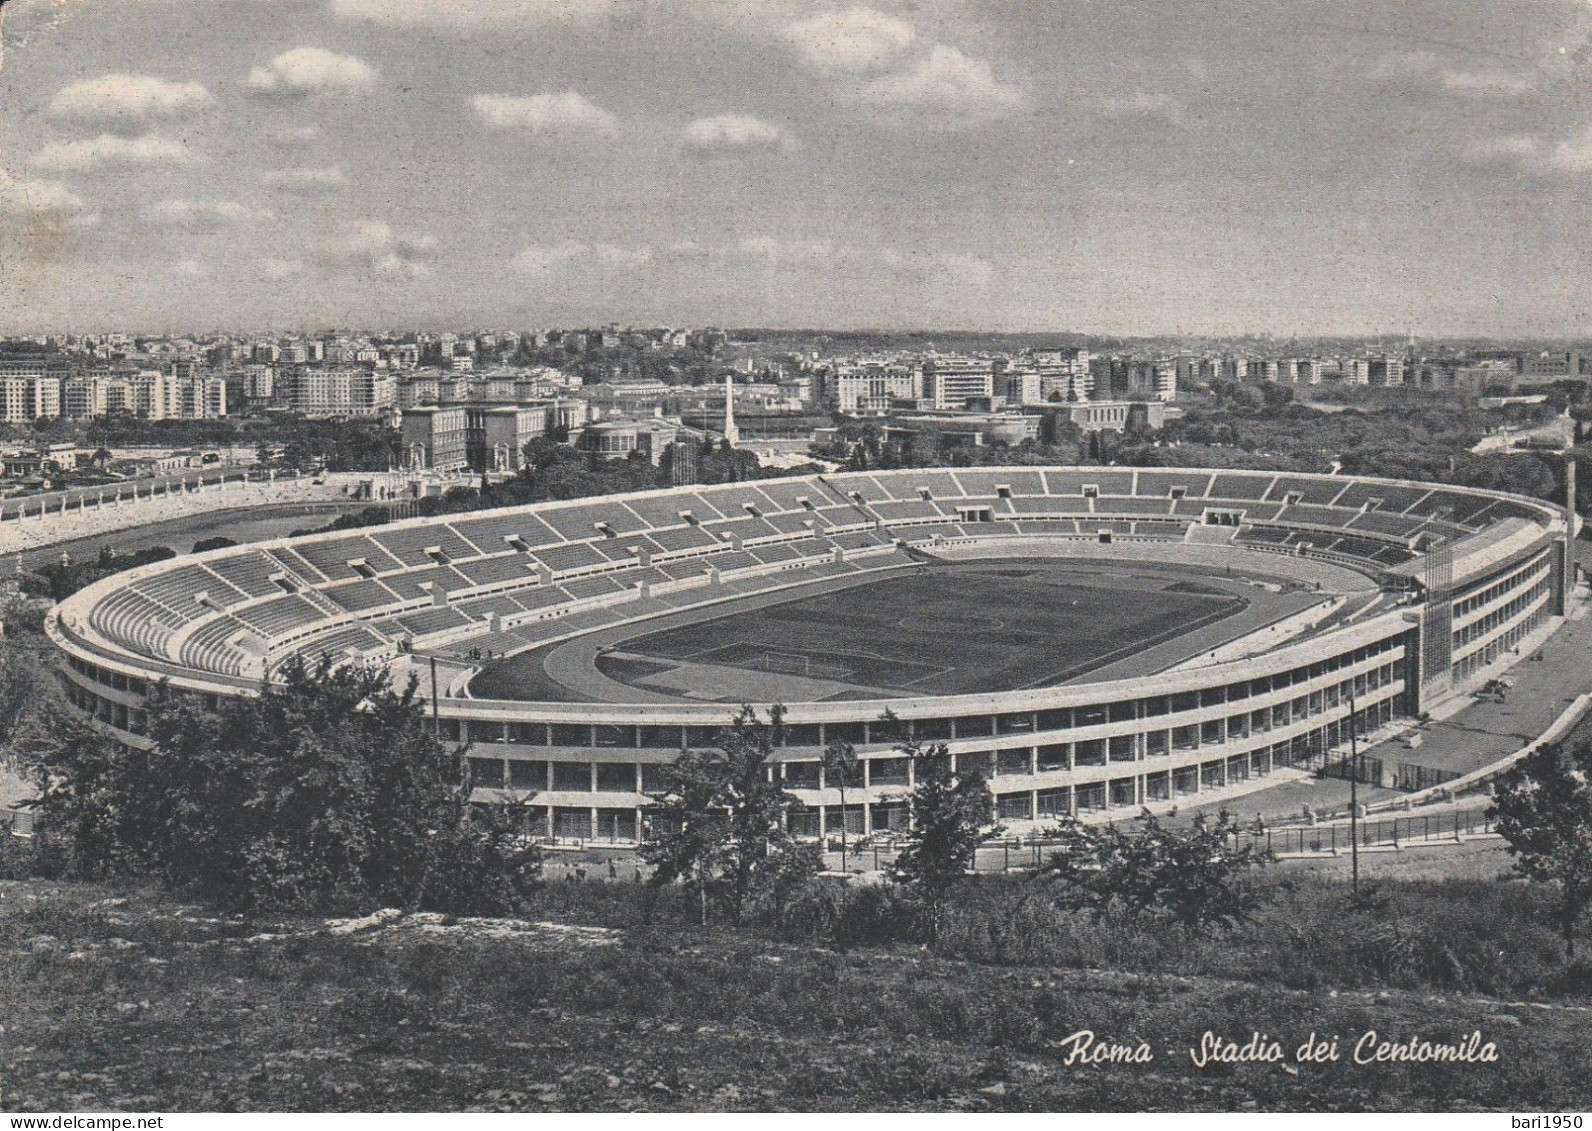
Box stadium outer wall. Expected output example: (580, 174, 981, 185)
(45, 467, 1575, 843)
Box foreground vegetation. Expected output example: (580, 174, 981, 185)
(0, 869, 1586, 1112)
(8, 601, 1592, 1109)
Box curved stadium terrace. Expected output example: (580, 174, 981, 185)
(48, 467, 1575, 842)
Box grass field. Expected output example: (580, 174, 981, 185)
(606, 563, 1245, 697)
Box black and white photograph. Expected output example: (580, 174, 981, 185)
(1, 0, 1592, 1118)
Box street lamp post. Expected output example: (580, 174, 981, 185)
(1348, 686, 1360, 895)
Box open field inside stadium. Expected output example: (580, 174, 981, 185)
(468, 557, 1336, 704)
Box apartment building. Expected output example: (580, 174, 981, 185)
(830, 362, 921, 412)
(922, 355, 995, 409)
(275, 367, 396, 417)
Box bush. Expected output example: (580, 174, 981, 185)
(23, 656, 540, 915)
(782, 880, 924, 948)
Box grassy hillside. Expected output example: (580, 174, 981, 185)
(1, 867, 1590, 1113)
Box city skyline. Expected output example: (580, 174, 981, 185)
(3, 0, 1592, 337)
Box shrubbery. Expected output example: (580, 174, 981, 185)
(19, 656, 540, 914)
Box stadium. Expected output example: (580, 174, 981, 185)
(47, 466, 1575, 843)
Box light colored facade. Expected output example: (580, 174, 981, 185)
(575, 419, 679, 463)
(0, 376, 61, 423)
(48, 468, 1570, 844)
(400, 406, 470, 471)
(474, 404, 548, 471)
(277, 367, 396, 417)
(1066, 399, 1167, 432)
(999, 368, 1044, 406)
(922, 356, 996, 409)
(831, 363, 921, 413)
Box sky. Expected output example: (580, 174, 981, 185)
(2, 0, 1592, 337)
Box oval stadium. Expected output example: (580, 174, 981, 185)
(46, 467, 1576, 843)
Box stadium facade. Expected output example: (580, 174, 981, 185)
(48, 467, 1575, 842)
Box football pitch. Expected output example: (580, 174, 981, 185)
(597, 564, 1247, 697)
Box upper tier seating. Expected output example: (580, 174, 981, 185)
(293, 536, 404, 580)
(234, 595, 332, 639)
(1133, 471, 1214, 498)
(448, 512, 558, 552)
(370, 525, 479, 568)
(134, 563, 247, 619)
(77, 470, 1551, 680)
(1208, 473, 1276, 500)
(1265, 475, 1348, 505)
(530, 542, 608, 574)
(322, 578, 403, 614)
(1333, 481, 1434, 515)
(203, 551, 287, 601)
(452, 554, 539, 589)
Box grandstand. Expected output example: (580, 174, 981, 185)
(49, 467, 1575, 841)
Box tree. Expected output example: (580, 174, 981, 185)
(1489, 741, 1592, 959)
(22, 655, 539, 913)
(1045, 811, 1271, 928)
(641, 706, 815, 925)
(890, 736, 999, 947)
(822, 736, 859, 872)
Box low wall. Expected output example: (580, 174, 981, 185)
(0, 473, 371, 555)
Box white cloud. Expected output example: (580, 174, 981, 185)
(0, 170, 93, 222)
(261, 165, 348, 191)
(682, 113, 790, 155)
(31, 134, 196, 172)
(511, 241, 652, 275)
(147, 199, 272, 227)
(1440, 71, 1535, 97)
(47, 74, 213, 126)
(471, 92, 619, 137)
(1372, 51, 1537, 98)
(922, 251, 994, 287)
(320, 220, 438, 278)
(246, 48, 375, 97)
(738, 236, 834, 266)
(1101, 91, 1188, 126)
(1458, 129, 1592, 174)
(1547, 128, 1592, 171)
(1460, 134, 1543, 168)
(860, 45, 1024, 114)
(260, 257, 305, 280)
(266, 124, 326, 145)
(331, 0, 615, 28)
(782, 6, 916, 71)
